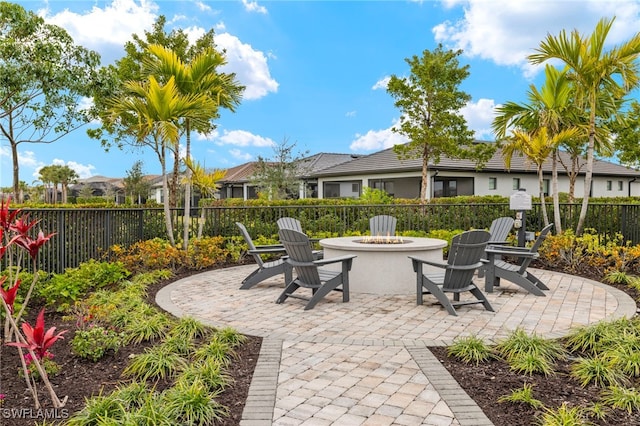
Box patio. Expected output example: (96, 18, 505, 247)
(156, 264, 636, 425)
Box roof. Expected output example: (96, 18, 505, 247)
(313, 142, 640, 178)
(220, 153, 362, 184)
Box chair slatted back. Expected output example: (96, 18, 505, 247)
(236, 222, 264, 268)
(369, 215, 397, 237)
(516, 223, 554, 273)
(278, 228, 321, 287)
(488, 217, 515, 243)
(277, 217, 304, 233)
(443, 230, 490, 291)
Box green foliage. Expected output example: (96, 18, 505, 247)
(194, 338, 233, 366)
(508, 352, 556, 376)
(360, 187, 393, 204)
(536, 402, 591, 426)
(447, 335, 494, 365)
(162, 378, 228, 426)
(38, 260, 129, 312)
(124, 312, 171, 344)
(170, 317, 211, 341)
(570, 355, 626, 388)
(71, 326, 122, 361)
(124, 346, 188, 382)
(250, 138, 308, 200)
(214, 327, 247, 348)
(66, 391, 125, 425)
(497, 383, 544, 408)
(601, 386, 640, 414)
(496, 328, 565, 363)
(176, 358, 230, 393)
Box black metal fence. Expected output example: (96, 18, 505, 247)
(3, 203, 640, 273)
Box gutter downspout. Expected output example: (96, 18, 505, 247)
(629, 177, 637, 197)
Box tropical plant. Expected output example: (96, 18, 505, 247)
(497, 383, 544, 408)
(528, 16, 640, 235)
(601, 385, 640, 414)
(162, 378, 228, 425)
(447, 334, 494, 365)
(123, 345, 188, 382)
(536, 402, 591, 426)
(71, 326, 123, 361)
(7, 308, 67, 360)
(570, 355, 626, 388)
(495, 328, 565, 363)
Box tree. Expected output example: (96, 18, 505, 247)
(144, 44, 243, 249)
(387, 44, 495, 203)
(123, 161, 152, 204)
(251, 138, 310, 200)
(56, 165, 79, 204)
(610, 100, 640, 168)
(89, 16, 224, 208)
(0, 2, 102, 203)
(529, 17, 640, 235)
(501, 126, 579, 227)
(184, 157, 226, 238)
(493, 65, 585, 232)
(105, 74, 216, 246)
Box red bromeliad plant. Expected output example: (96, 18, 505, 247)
(0, 197, 66, 408)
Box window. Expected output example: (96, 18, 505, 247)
(543, 179, 550, 196)
(618, 181, 624, 191)
(512, 178, 520, 190)
(607, 180, 612, 191)
(352, 183, 360, 192)
(489, 177, 497, 190)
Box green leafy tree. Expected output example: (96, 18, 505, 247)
(251, 138, 310, 200)
(144, 44, 243, 248)
(56, 165, 79, 204)
(0, 2, 102, 203)
(387, 44, 495, 203)
(610, 100, 640, 168)
(493, 65, 585, 232)
(123, 160, 152, 204)
(105, 74, 216, 246)
(529, 17, 640, 235)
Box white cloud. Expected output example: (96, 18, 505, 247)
(346, 111, 357, 118)
(211, 129, 275, 147)
(20, 151, 42, 169)
(228, 149, 254, 161)
(51, 159, 97, 179)
(372, 76, 390, 90)
(349, 125, 409, 152)
(460, 98, 498, 140)
(195, 1, 212, 12)
(433, 0, 640, 78)
(241, 0, 268, 14)
(40, 0, 159, 64)
(216, 32, 279, 100)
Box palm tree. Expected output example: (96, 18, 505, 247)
(502, 126, 580, 227)
(107, 74, 216, 246)
(493, 65, 585, 233)
(528, 17, 640, 235)
(183, 157, 226, 239)
(144, 44, 243, 249)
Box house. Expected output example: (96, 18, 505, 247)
(313, 143, 640, 199)
(218, 153, 362, 200)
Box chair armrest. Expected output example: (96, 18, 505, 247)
(254, 243, 285, 249)
(408, 255, 447, 269)
(314, 254, 357, 266)
(485, 247, 539, 259)
(487, 240, 511, 246)
(249, 247, 287, 255)
(449, 262, 484, 271)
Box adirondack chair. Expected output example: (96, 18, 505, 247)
(277, 217, 323, 259)
(277, 228, 356, 310)
(484, 223, 554, 296)
(369, 215, 397, 237)
(236, 222, 292, 290)
(409, 230, 493, 316)
(478, 216, 515, 278)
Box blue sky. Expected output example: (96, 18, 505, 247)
(2, 0, 640, 187)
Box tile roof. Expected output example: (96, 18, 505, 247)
(313, 142, 640, 178)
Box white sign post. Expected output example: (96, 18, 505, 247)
(510, 189, 532, 246)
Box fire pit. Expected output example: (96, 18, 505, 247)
(319, 236, 447, 295)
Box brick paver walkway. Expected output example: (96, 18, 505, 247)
(156, 264, 636, 426)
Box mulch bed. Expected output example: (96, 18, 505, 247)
(1, 263, 639, 425)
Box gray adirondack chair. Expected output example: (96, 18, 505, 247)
(478, 216, 515, 278)
(409, 229, 493, 316)
(369, 215, 397, 237)
(484, 223, 554, 296)
(277, 228, 356, 310)
(277, 217, 323, 259)
(236, 222, 292, 290)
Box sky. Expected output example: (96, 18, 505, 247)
(2, 0, 640, 187)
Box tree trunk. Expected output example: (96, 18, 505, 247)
(183, 120, 192, 249)
(170, 150, 180, 208)
(420, 145, 429, 204)
(538, 167, 549, 226)
(576, 109, 596, 236)
(551, 151, 562, 233)
(11, 141, 23, 204)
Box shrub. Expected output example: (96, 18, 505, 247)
(447, 335, 494, 365)
(71, 326, 122, 361)
(498, 383, 544, 408)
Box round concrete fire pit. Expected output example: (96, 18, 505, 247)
(319, 236, 448, 295)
